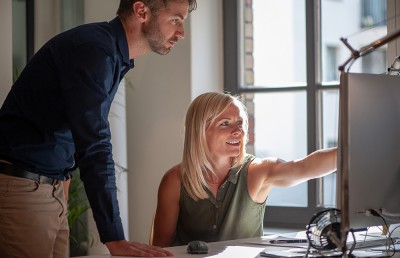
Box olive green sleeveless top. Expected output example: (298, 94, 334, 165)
(174, 154, 266, 246)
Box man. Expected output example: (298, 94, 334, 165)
(0, 0, 196, 257)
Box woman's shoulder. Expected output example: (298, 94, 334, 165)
(161, 164, 182, 186)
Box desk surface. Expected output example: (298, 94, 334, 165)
(76, 237, 400, 258)
(74, 236, 283, 258)
(75, 231, 400, 258)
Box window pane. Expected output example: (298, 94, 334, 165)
(250, 91, 308, 207)
(12, 0, 27, 80)
(321, 89, 339, 207)
(245, 0, 306, 87)
(321, 0, 387, 83)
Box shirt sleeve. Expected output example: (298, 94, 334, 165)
(58, 43, 125, 243)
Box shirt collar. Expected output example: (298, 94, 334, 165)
(226, 154, 255, 184)
(226, 167, 240, 184)
(109, 16, 135, 69)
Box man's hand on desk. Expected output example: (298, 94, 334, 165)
(106, 240, 174, 257)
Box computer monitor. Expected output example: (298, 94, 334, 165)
(337, 72, 400, 231)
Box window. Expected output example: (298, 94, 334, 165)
(12, 0, 82, 82)
(12, 0, 34, 81)
(361, 0, 387, 28)
(223, 0, 387, 229)
(325, 46, 339, 82)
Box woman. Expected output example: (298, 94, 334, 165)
(153, 92, 337, 247)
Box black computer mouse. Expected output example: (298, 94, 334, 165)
(187, 240, 209, 254)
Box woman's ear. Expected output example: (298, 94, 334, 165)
(133, 1, 149, 22)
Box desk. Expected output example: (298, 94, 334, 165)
(75, 231, 400, 258)
(74, 235, 280, 258)
(74, 236, 269, 258)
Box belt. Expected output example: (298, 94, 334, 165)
(0, 162, 59, 185)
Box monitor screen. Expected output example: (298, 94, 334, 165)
(337, 72, 400, 231)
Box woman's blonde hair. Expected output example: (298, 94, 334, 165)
(181, 92, 249, 200)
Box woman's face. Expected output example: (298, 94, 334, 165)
(206, 103, 245, 160)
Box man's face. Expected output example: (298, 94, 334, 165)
(143, 1, 189, 55)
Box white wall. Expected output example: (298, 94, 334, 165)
(84, 0, 118, 22)
(34, 0, 60, 52)
(126, 0, 223, 243)
(190, 0, 224, 98)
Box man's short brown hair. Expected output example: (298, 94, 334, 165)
(117, 0, 197, 17)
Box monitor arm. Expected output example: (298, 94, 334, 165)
(338, 29, 400, 72)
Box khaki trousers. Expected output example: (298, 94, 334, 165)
(0, 174, 69, 258)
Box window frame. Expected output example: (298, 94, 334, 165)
(222, 0, 340, 229)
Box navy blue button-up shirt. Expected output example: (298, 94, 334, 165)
(0, 17, 134, 243)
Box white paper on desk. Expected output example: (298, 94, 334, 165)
(371, 243, 400, 251)
(260, 249, 342, 258)
(246, 236, 309, 248)
(350, 250, 394, 257)
(259, 249, 304, 257)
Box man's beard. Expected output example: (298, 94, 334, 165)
(144, 17, 176, 55)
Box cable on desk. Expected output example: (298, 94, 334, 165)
(366, 209, 396, 257)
